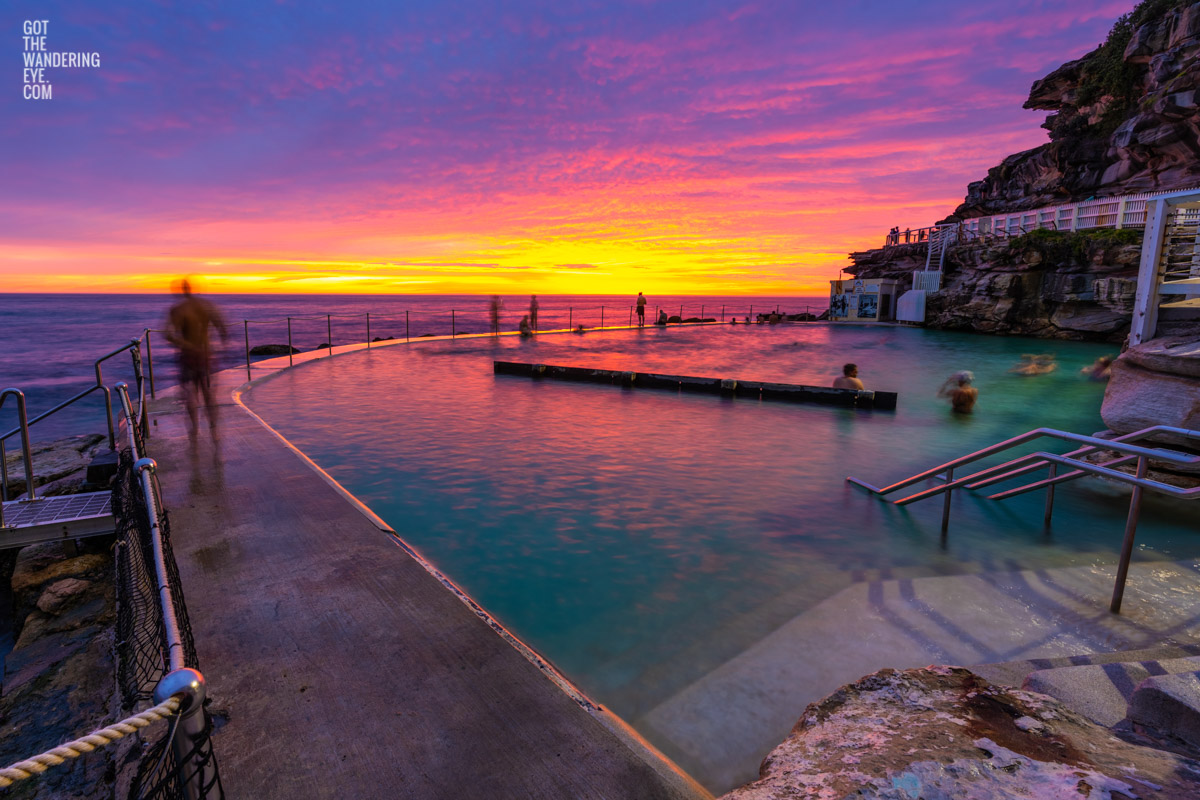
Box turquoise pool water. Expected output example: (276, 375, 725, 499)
(245, 323, 1198, 771)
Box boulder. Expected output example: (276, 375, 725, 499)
(248, 343, 300, 356)
(1101, 357, 1200, 435)
(2, 434, 105, 496)
(722, 666, 1200, 799)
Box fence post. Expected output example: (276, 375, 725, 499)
(326, 315, 333, 355)
(701, 304, 704, 320)
(628, 306, 633, 326)
(244, 321, 251, 381)
(366, 312, 371, 349)
(749, 305, 753, 320)
(569, 308, 573, 329)
(601, 306, 604, 328)
(144, 329, 157, 399)
(406, 310, 410, 341)
(452, 310, 456, 337)
(154, 668, 218, 800)
(721, 305, 724, 321)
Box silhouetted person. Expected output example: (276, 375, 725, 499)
(165, 278, 229, 441)
(938, 372, 978, 414)
(832, 363, 865, 390)
(636, 292, 647, 326)
(518, 315, 533, 337)
(655, 309, 668, 325)
(489, 295, 503, 335)
(529, 295, 539, 332)
(1009, 353, 1057, 376)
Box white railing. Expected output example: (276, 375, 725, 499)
(912, 271, 942, 292)
(957, 187, 1200, 241)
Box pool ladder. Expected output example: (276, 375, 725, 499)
(846, 425, 1200, 613)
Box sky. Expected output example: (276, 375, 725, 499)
(2, 0, 1133, 295)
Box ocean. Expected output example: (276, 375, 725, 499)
(0, 293, 827, 441)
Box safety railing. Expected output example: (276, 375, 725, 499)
(847, 425, 1200, 613)
(114, 382, 223, 798)
(1, 335, 152, 504)
(169, 301, 828, 384)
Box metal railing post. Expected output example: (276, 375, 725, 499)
(0, 439, 8, 502)
(1044, 463, 1057, 527)
(154, 668, 216, 800)
(941, 467, 954, 532)
(722, 305, 725, 321)
(452, 310, 456, 337)
(628, 307, 632, 326)
(287, 318, 293, 366)
(244, 321, 251, 381)
(406, 310, 410, 341)
(94, 361, 116, 450)
(0, 390, 37, 518)
(144, 329, 157, 399)
(1110, 456, 1149, 614)
(326, 315, 333, 355)
(701, 304, 705, 320)
(600, 306, 604, 328)
(749, 305, 753, 320)
(366, 312, 371, 349)
(569, 307, 573, 329)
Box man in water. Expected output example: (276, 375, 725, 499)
(832, 363, 865, 390)
(938, 372, 978, 414)
(165, 278, 229, 440)
(636, 292, 647, 326)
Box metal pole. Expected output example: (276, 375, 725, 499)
(452, 310, 456, 337)
(244, 321, 251, 381)
(406, 310, 410, 341)
(95, 362, 116, 450)
(0, 439, 8, 502)
(144, 329, 157, 399)
(287, 318, 293, 366)
(679, 304, 683, 319)
(601, 306, 604, 328)
(327, 315, 332, 355)
(366, 312, 371, 349)
(701, 304, 705, 320)
(0, 390, 37, 505)
(1043, 463, 1057, 527)
(154, 668, 217, 800)
(722, 305, 725, 321)
(569, 307, 573, 329)
(628, 306, 633, 326)
(1110, 456, 1149, 614)
(941, 466, 954, 532)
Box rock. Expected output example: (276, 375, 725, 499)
(315, 342, 330, 349)
(722, 666, 1200, 800)
(371, 336, 395, 342)
(248, 343, 300, 356)
(1123, 335, 1200, 378)
(1129, 671, 1200, 748)
(667, 315, 683, 324)
(1101, 356, 1200, 436)
(35, 578, 93, 615)
(2, 434, 105, 496)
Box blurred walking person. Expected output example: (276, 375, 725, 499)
(489, 295, 503, 335)
(529, 295, 539, 332)
(165, 278, 229, 441)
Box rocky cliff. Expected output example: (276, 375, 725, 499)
(956, 0, 1200, 217)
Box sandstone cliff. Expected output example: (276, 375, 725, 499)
(956, 0, 1200, 217)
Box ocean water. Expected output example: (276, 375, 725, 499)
(0, 293, 822, 441)
(241, 322, 1194, 788)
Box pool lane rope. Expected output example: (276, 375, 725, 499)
(0, 695, 181, 787)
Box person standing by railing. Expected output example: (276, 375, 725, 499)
(636, 292, 647, 326)
(529, 295, 539, 332)
(489, 295, 503, 335)
(165, 278, 229, 442)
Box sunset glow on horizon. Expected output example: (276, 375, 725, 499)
(4, 0, 1133, 295)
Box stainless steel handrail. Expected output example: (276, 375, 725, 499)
(116, 383, 216, 797)
(846, 425, 1199, 496)
(0, 389, 37, 526)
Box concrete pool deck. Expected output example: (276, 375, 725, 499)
(144, 342, 710, 799)
(144, 333, 1200, 796)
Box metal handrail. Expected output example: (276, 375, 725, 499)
(845, 425, 1199, 497)
(0, 389, 37, 527)
(116, 382, 217, 797)
(847, 424, 1200, 613)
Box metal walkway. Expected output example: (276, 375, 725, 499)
(1, 491, 115, 549)
(847, 424, 1200, 613)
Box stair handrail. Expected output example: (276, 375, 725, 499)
(846, 424, 1199, 497)
(0, 389, 37, 528)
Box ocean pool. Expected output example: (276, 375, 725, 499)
(243, 323, 1199, 788)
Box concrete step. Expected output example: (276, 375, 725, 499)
(1129, 671, 1200, 747)
(970, 642, 1200, 691)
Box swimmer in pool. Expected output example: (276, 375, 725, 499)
(1082, 355, 1113, 381)
(1009, 353, 1058, 376)
(832, 363, 865, 390)
(938, 371, 978, 414)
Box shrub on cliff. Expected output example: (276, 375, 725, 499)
(1010, 227, 1142, 266)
